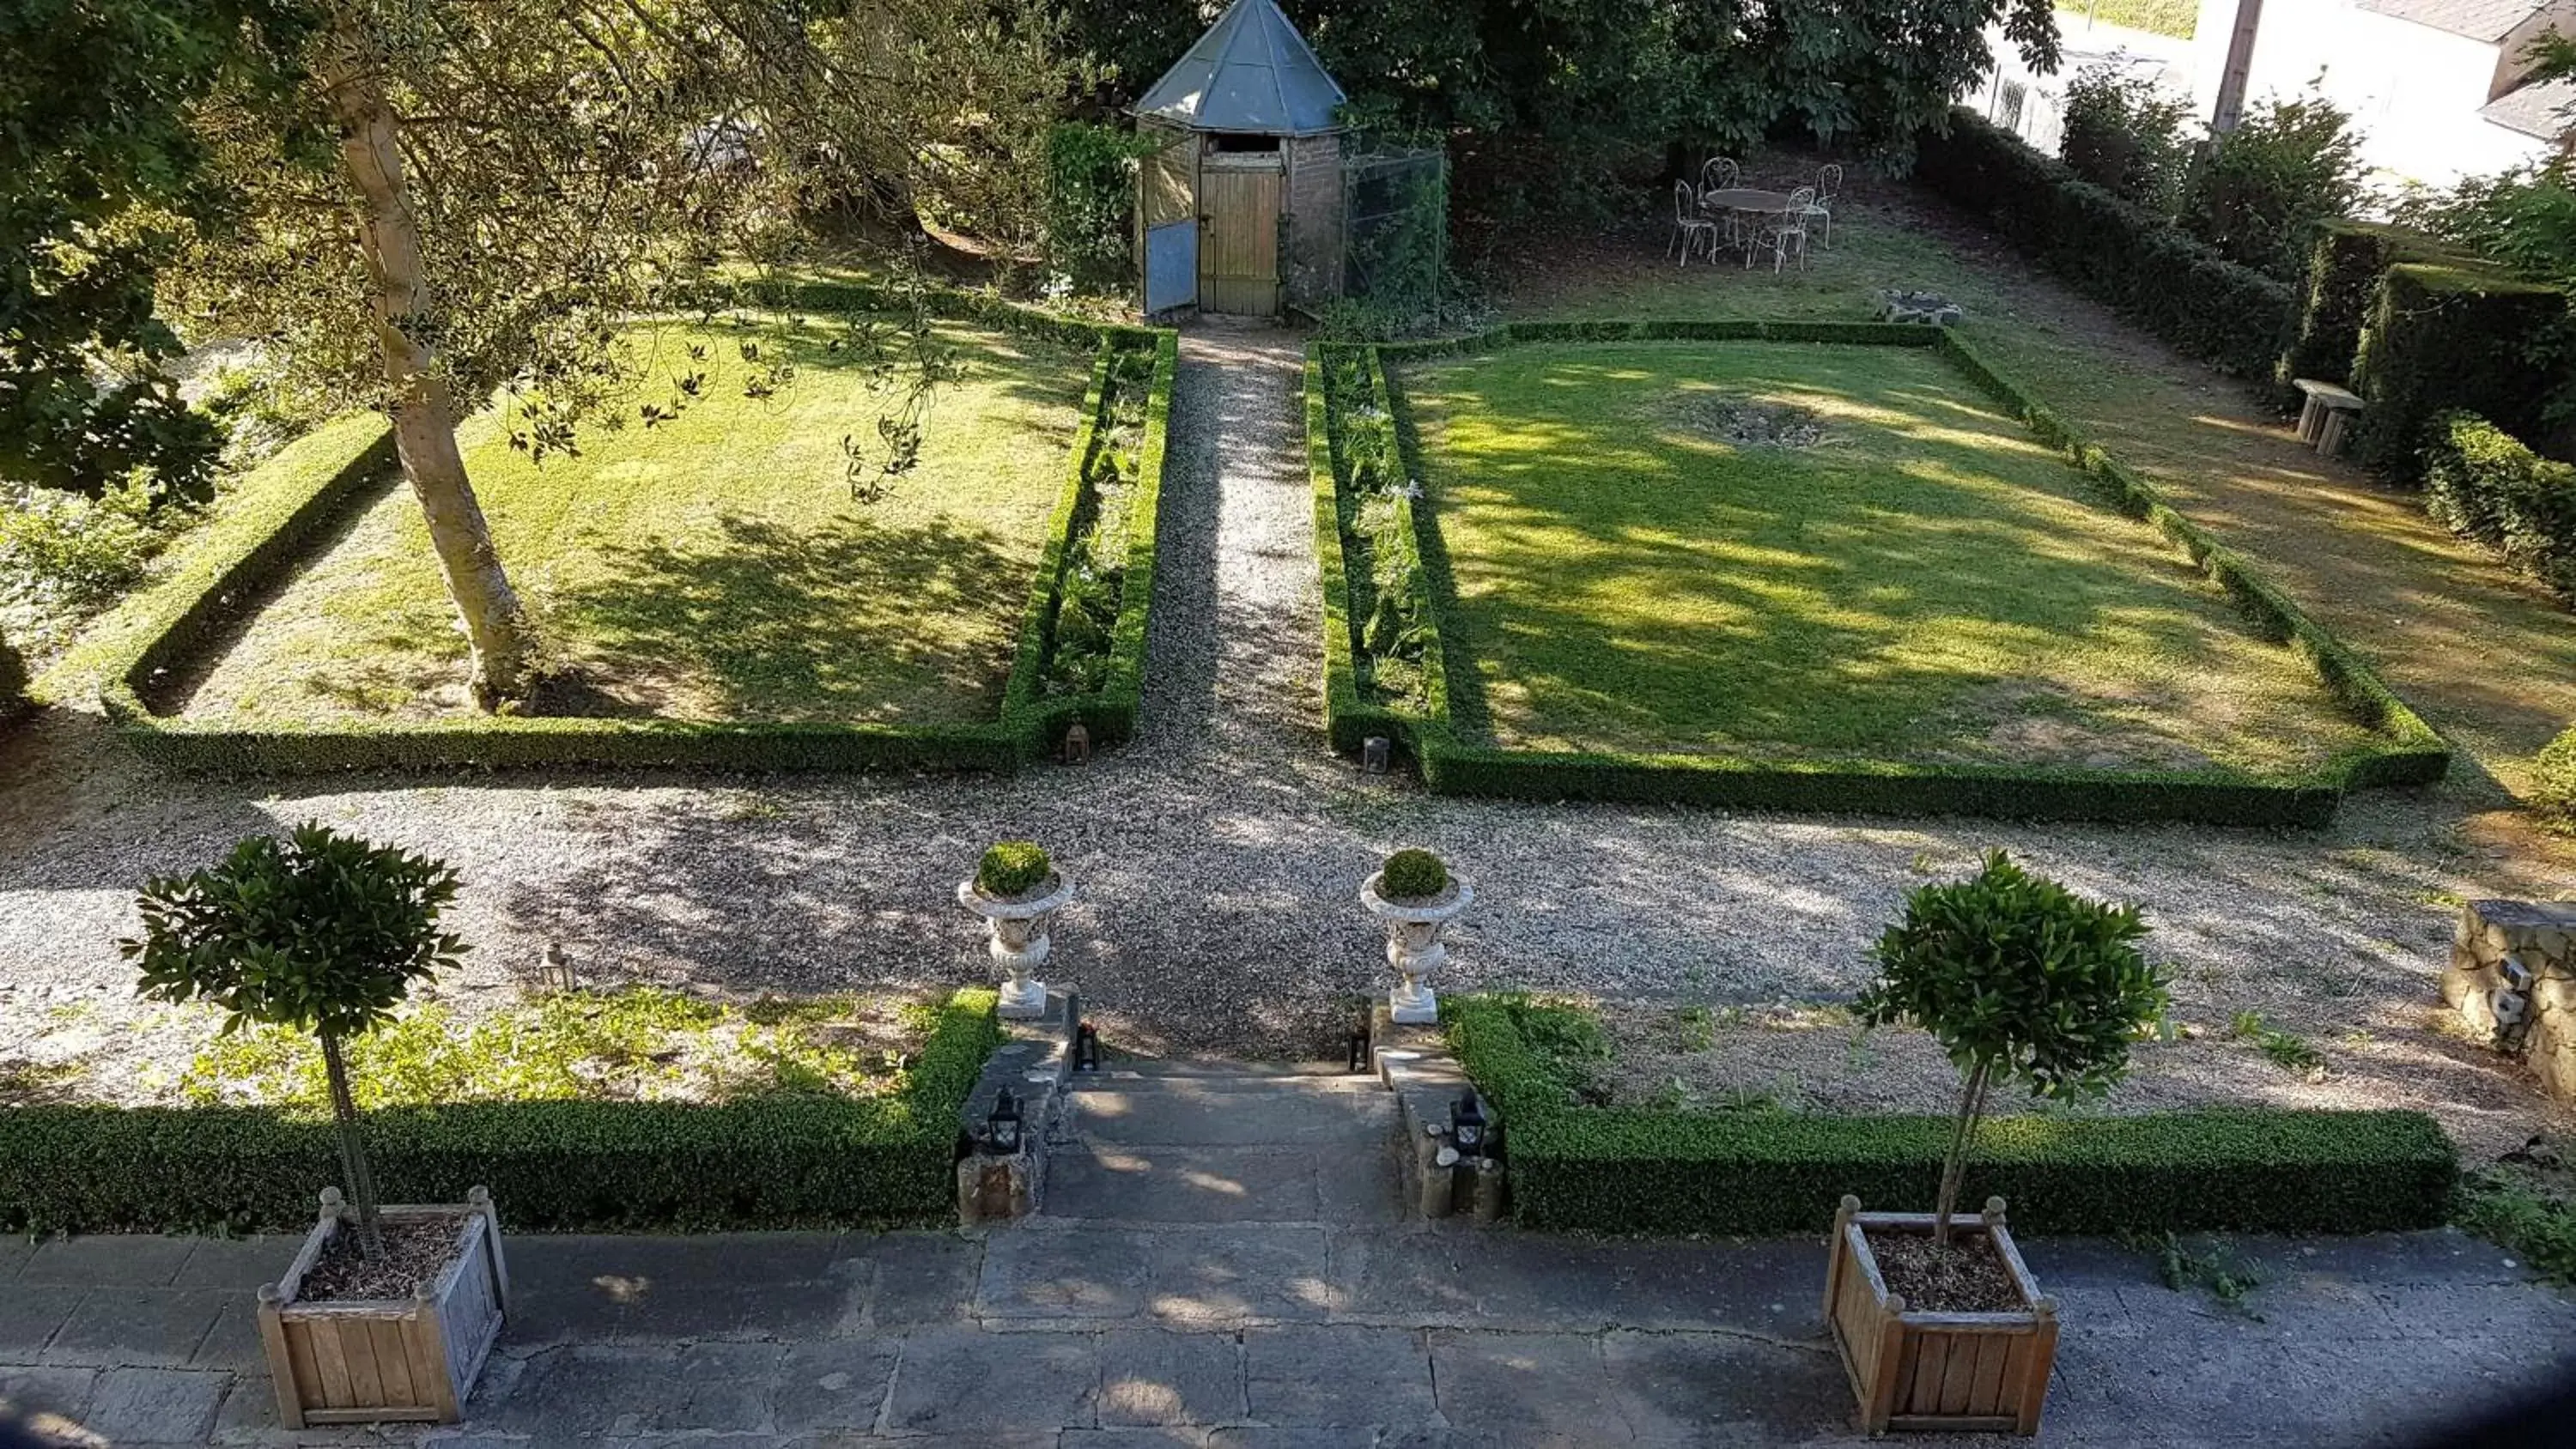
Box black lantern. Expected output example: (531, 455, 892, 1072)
(1074, 1020, 1102, 1072)
(1348, 1008, 1372, 1074)
(1450, 1091, 1486, 1155)
(985, 1088, 1024, 1155)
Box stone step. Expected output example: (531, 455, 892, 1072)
(1069, 1070, 1387, 1094)
(1070, 1088, 1396, 1148)
(1042, 1143, 1404, 1224)
(1095, 1058, 1362, 1078)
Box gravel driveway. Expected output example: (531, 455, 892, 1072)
(2, 319, 2571, 1156)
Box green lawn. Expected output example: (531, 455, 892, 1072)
(182, 315, 1084, 724)
(2057, 0, 2195, 39)
(1404, 340, 2375, 773)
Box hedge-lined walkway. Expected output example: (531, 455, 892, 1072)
(1496, 174, 2576, 852)
(2, 1222, 2569, 1445)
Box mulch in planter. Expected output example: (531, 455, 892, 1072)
(1867, 1228, 2023, 1313)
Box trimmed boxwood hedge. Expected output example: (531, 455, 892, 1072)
(1913, 107, 2295, 379)
(1310, 324, 2449, 825)
(99, 288, 1176, 776)
(0, 621, 26, 720)
(2422, 410, 2576, 600)
(2275, 220, 2470, 405)
(1449, 997, 2458, 1236)
(0, 988, 1003, 1235)
(2348, 261, 2566, 476)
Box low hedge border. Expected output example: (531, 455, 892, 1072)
(97, 287, 1175, 774)
(0, 622, 27, 721)
(1913, 107, 2295, 379)
(1448, 997, 2458, 1236)
(1310, 324, 2449, 824)
(0, 988, 1004, 1234)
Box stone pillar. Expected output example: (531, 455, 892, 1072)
(2445, 900, 2576, 1101)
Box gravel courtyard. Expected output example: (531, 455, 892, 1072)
(3, 321, 2573, 1159)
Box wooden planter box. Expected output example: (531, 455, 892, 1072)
(256, 1186, 510, 1428)
(1824, 1195, 2057, 1436)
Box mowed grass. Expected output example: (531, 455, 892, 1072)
(1404, 341, 2378, 773)
(183, 315, 1085, 724)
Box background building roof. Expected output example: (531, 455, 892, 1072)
(1133, 0, 1347, 136)
(2356, 0, 2548, 43)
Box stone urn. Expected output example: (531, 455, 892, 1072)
(958, 870, 1074, 1020)
(1361, 870, 1473, 1024)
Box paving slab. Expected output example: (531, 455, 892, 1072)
(0, 1240, 34, 1282)
(859, 1231, 981, 1328)
(172, 1239, 300, 1291)
(1242, 1325, 1436, 1429)
(1425, 1331, 1626, 1442)
(1073, 1089, 1394, 1148)
(1145, 1226, 1334, 1324)
(978, 1226, 1154, 1320)
(185, 1296, 268, 1373)
(41, 1288, 227, 1367)
(882, 1326, 1099, 1437)
(1598, 1329, 1850, 1445)
(0, 1367, 97, 1422)
(1064, 1429, 1214, 1448)
(0, 1284, 86, 1360)
(480, 1343, 784, 1437)
(1100, 1328, 1245, 1426)
(1340, 1228, 1818, 1333)
(19, 1235, 197, 1288)
(769, 1337, 902, 1435)
(1047, 1146, 1323, 1224)
(81, 1367, 227, 1443)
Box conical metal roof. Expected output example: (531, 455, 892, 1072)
(1133, 0, 1347, 136)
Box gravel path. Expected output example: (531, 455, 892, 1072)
(3, 320, 2573, 1156)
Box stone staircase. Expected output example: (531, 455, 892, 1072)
(1043, 1058, 1406, 1224)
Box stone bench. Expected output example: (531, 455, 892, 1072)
(2293, 378, 2366, 458)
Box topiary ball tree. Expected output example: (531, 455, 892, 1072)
(1856, 850, 2167, 1245)
(977, 841, 1053, 898)
(1380, 848, 1449, 901)
(2531, 724, 2576, 830)
(122, 823, 465, 1258)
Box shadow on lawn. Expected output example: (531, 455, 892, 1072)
(1402, 349, 2342, 768)
(540, 511, 1023, 723)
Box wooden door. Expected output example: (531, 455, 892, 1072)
(1199, 161, 1282, 318)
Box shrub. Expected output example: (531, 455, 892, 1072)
(1914, 109, 2296, 378)
(1379, 847, 1449, 900)
(2530, 724, 2576, 826)
(1856, 851, 2168, 1236)
(1045, 122, 1157, 294)
(977, 840, 1053, 898)
(2420, 411, 2576, 597)
(0, 476, 181, 624)
(0, 988, 1002, 1234)
(2350, 263, 2566, 475)
(2060, 65, 2195, 213)
(125, 824, 465, 1256)
(1446, 996, 2458, 1236)
(0, 621, 24, 717)
(2179, 90, 2368, 280)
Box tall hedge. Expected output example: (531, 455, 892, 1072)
(2349, 262, 2565, 475)
(2422, 411, 2576, 599)
(2275, 221, 2466, 402)
(0, 621, 25, 718)
(1913, 107, 2296, 379)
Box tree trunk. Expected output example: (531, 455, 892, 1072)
(318, 1032, 386, 1259)
(320, 19, 532, 708)
(1933, 1058, 1993, 1248)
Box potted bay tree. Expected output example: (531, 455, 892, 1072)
(1827, 851, 2166, 1436)
(125, 824, 508, 1428)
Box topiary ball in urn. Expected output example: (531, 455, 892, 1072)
(1363, 849, 1472, 1024)
(961, 841, 1072, 1020)
(977, 840, 1054, 900)
(1379, 847, 1449, 902)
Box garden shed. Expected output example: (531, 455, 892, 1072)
(1132, 0, 1348, 318)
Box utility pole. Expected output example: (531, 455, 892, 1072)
(2212, 0, 2266, 133)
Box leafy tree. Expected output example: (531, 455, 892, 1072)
(2179, 88, 2367, 279)
(125, 824, 465, 1256)
(1, 0, 315, 505)
(2060, 64, 2196, 212)
(1856, 851, 2167, 1244)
